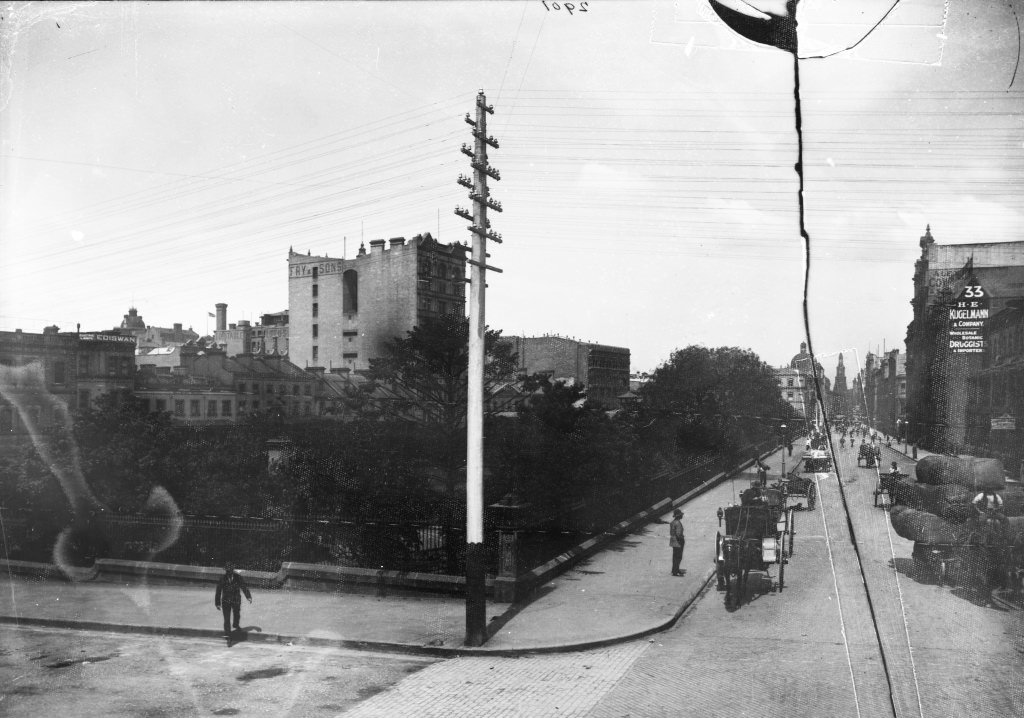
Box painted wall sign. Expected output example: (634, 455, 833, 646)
(948, 283, 989, 354)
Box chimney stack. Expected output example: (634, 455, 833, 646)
(215, 303, 227, 332)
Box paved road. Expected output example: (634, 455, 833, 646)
(833, 438, 1024, 718)
(337, 459, 894, 718)
(0, 624, 437, 717)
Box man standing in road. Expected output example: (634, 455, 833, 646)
(670, 509, 685, 576)
(215, 562, 252, 636)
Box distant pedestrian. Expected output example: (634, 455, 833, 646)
(756, 461, 768, 488)
(669, 510, 685, 576)
(215, 562, 252, 636)
(787, 442, 793, 457)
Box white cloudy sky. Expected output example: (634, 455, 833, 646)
(1, 0, 1022, 380)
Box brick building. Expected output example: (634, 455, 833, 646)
(0, 326, 136, 435)
(287, 233, 467, 372)
(904, 227, 1024, 451)
(969, 299, 1024, 473)
(134, 353, 318, 424)
(503, 335, 630, 408)
(116, 307, 198, 351)
(212, 303, 290, 357)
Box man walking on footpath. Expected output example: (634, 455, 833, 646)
(670, 509, 685, 576)
(215, 562, 252, 636)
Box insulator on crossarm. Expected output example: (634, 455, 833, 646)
(454, 206, 473, 221)
(460, 143, 475, 158)
(464, 113, 476, 126)
(457, 175, 474, 190)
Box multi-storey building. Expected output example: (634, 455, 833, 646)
(212, 304, 290, 357)
(287, 233, 467, 372)
(116, 307, 198, 351)
(134, 352, 319, 424)
(775, 342, 830, 426)
(904, 227, 1024, 451)
(970, 299, 1024, 474)
(0, 326, 136, 435)
(502, 335, 631, 408)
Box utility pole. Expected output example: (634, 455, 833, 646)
(455, 90, 503, 647)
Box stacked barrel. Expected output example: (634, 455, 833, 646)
(889, 456, 1024, 545)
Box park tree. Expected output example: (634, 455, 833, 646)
(363, 313, 519, 498)
(638, 346, 791, 463)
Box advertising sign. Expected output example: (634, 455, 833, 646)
(991, 414, 1016, 431)
(948, 283, 989, 354)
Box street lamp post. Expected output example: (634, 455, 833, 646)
(780, 423, 787, 479)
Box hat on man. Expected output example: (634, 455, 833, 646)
(673, 510, 682, 518)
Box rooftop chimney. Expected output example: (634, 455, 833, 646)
(215, 303, 227, 332)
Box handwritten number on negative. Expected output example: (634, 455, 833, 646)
(542, 1, 589, 14)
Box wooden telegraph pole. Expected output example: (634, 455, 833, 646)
(455, 90, 502, 646)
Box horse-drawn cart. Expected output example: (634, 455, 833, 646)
(857, 443, 880, 468)
(802, 450, 832, 474)
(715, 487, 793, 609)
(783, 473, 817, 510)
(873, 470, 909, 507)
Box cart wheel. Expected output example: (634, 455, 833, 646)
(778, 555, 785, 593)
(807, 484, 816, 511)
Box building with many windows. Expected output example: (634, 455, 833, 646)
(287, 233, 467, 372)
(502, 335, 631, 408)
(0, 326, 136, 435)
(134, 353, 319, 424)
(212, 304, 290, 357)
(904, 227, 1024, 451)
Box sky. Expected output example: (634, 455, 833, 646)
(1, 0, 1022, 381)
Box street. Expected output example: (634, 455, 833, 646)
(0, 624, 436, 717)
(3, 446, 1023, 718)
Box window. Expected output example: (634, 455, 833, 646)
(787, 378, 794, 387)
(208, 400, 217, 417)
(51, 360, 66, 385)
(304, 384, 311, 396)
(253, 383, 260, 394)
(155, 399, 167, 412)
(139, 399, 150, 413)
(238, 382, 247, 393)
(787, 392, 794, 400)
(120, 357, 130, 376)
(312, 346, 318, 362)
(238, 400, 247, 413)
(174, 400, 185, 417)
(79, 390, 91, 409)
(222, 400, 232, 416)
(343, 352, 357, 359)
(277, 384, 285, 395)
(343, 269, 358, 312)
(312, 303, 318, 318)
(293, 384, 299, 395)
(312, 324, 318, 338)
(312, 284, 318, 297)
(78, 355, 90, 376)
(312, 266, 318, 279)
(252, 400, 260, 412)
(304, 403, 311, 416)
(189, 400, 201, 417)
